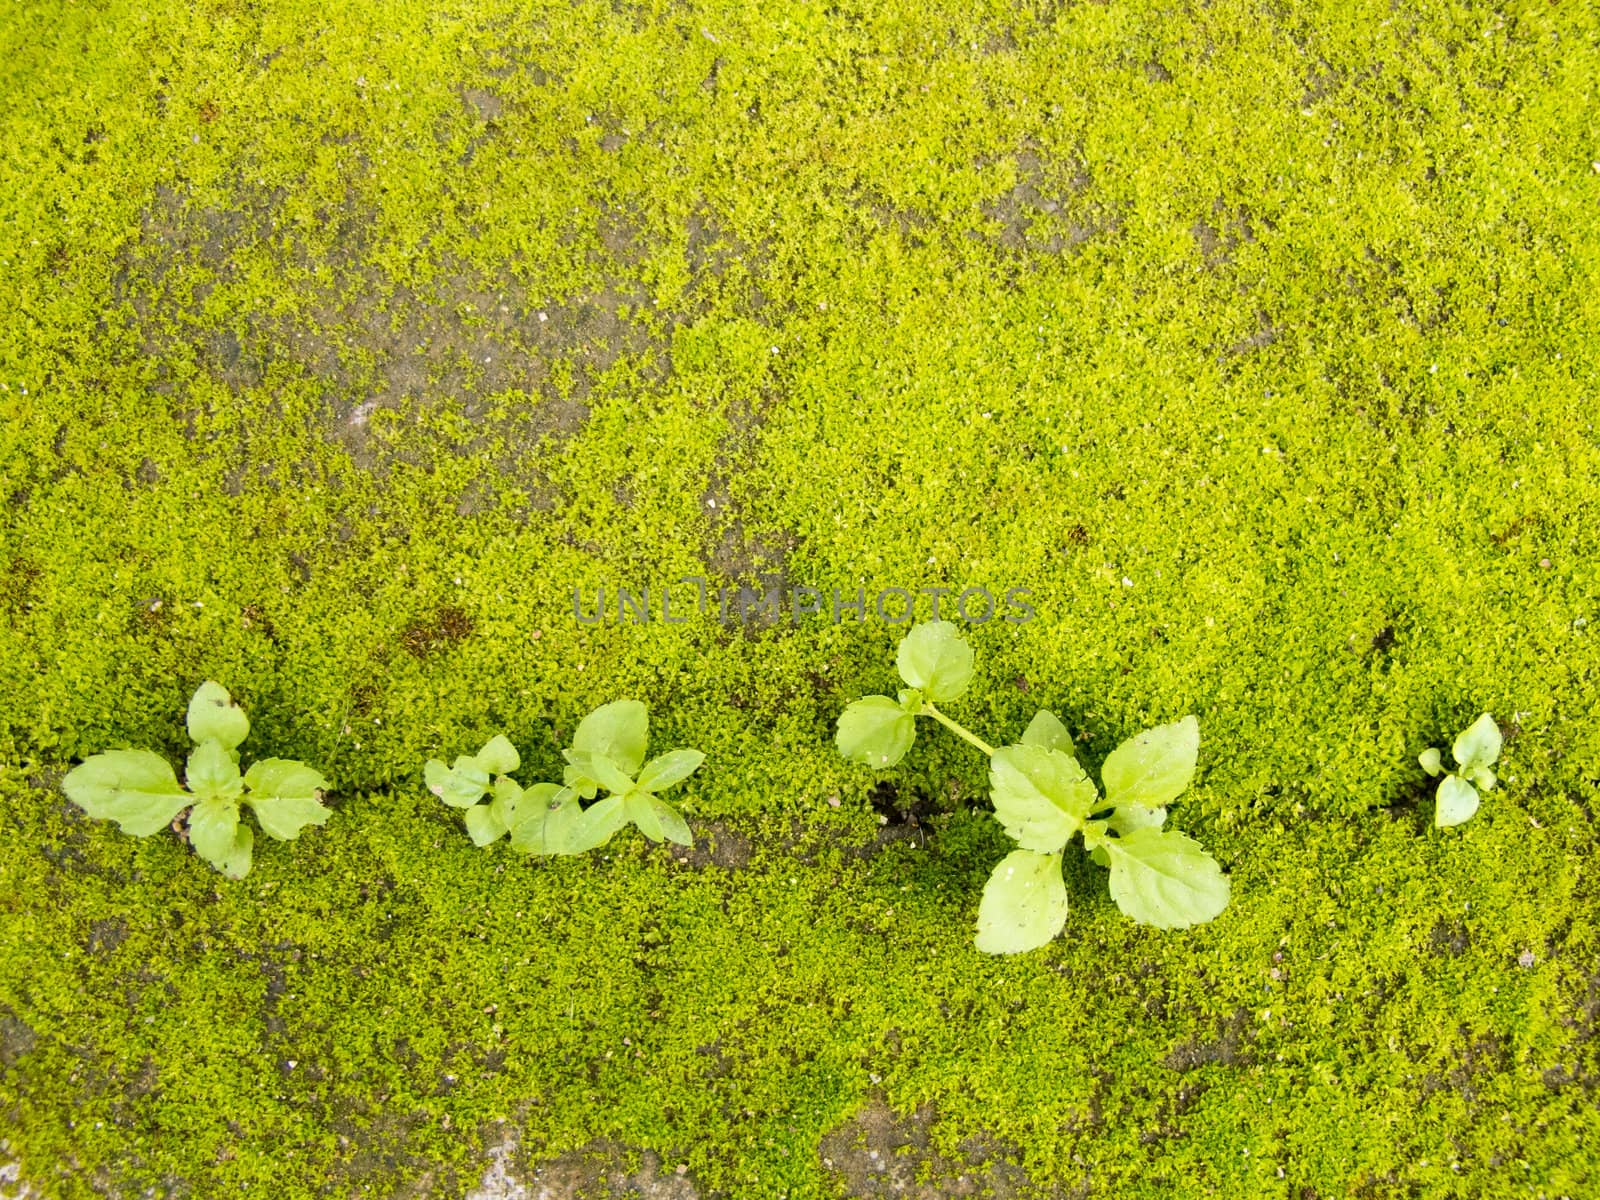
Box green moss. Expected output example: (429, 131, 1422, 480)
(3, 0, 1599, 1193)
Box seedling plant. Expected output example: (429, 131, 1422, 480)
(837, 621, 1230, 954)
(426, 699, 703, 855)
(62, 681, 332, 878)
(1419, 712, 1502, 827)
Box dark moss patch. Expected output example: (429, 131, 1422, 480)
(401, 604, 477, 660)
(1161, 1007, 1257, 1072)
(819, 1094, 1064, 1199)
(0, 1007, 35, 1070)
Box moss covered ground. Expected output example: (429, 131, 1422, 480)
(3, 0, 1599, 1194)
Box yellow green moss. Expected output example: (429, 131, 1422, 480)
(3, 0, 1599, 1194)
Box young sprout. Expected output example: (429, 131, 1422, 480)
(62, 681, 332, 878)
(425, 700, 704, 855)
(837, 621, 1229, 954)
(1420, 713, 1502, 828)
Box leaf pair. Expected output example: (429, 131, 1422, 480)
(425, 700, 703, 855)
(62, 681, 331, 878)
(977, 711, 1229, 953)
(1420, 713, 1502, 828)
(835, 621, 974, 766)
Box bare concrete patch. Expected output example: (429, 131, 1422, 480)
(695, 386, 803, 636)
(974, 141, 1120, 258)
(819, 1094, 1066, 1198)
(1190, 195, 1267, 271)
(523, 1140, 702, 1200)
(111, 180, 674, 497)
(462, 86, 506, 123)
(0, 1142, 43, 1200)
(1220, 311, 1280, 361)
(0, 1008, 35, 1070)
(845, 183, 936, 250)
(327, 1104, 461, 1197)
(684, 202, 775, 314)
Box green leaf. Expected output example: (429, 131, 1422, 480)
(1108, 804, 1167, 835)
(243, 760, 331, 840)
(836, 696, 916, 768)
(1104, 827, 1230, 930)
(464, 804, 508, 847)
(220, 823, 254, 878)
(895, 620, 975, 702)
(489, 777, 521, 829)
(463, 776, 525, 847)
(250, 795, 332, 841)
(1419, 747, 1443, 777)
(188, 797, 242, 872)
(974, 849, 1069, 955)
(186, 681, 250, 749)
(425, 755, 491, 808)
(62, 750, 192, 836)
(474, 734, 520, 776)
(988, 744, 1096, 853)
(636, 749, 705, 793)
(1100, 716, 1200, 809)
(1082, 803, 1162, 858)
(626, 790, 663, 840)
(562, 762, 599, 800)
(1453, 713, 1502, 772)
(244, 759, 328, 799)
(509, 784, 585, 855)
(186, 739, 243, 803)
(1435, 774, 1481, 827)
(570, 699, 648, 776)
(649, 798, 693, 847)
(1465, 765, 1497, 792)
(570, 794, 628, 851)
(1021, 709, 1075, 756)
(563, 749, 635, 795)
(621, 791, 692, 846)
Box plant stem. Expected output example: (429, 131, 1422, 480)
(920, 702, 997, 758)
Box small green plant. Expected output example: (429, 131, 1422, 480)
(837, 621, 1229, 954)
(61, 681, 331, 878)
(1419, 712, 1502, 827)
(425, 700, 703, 855)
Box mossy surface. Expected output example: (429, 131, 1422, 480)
(3, 0, 1598, 1195)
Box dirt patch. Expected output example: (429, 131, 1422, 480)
(655, 821, 754, 872)
(1418, 1033, 1512, 1104)
(327, 1103, 461, 1198)
(845, 183, 936, 250)
(85, 916, 128, 957)
(819, 1094, 1067, 1198)
(865, 781, 938, 830)
(697, 388, 803, 635)
(685, 203, 759, 283)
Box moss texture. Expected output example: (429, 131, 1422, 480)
(2, 0, 1599, 1194)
